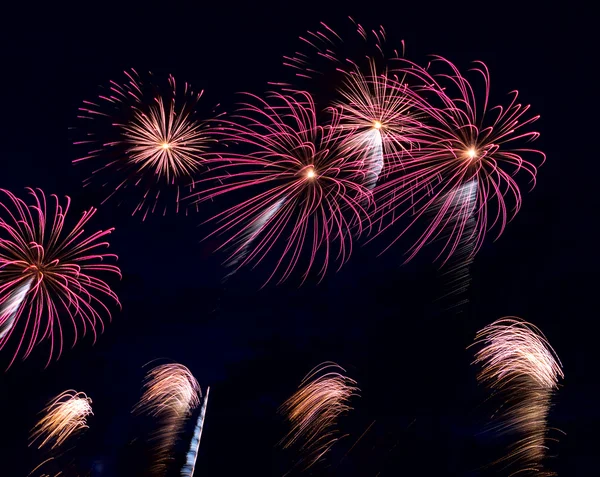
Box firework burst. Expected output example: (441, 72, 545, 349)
(0, 188, 121, 367)
(332, 62, 422, 186)
(74, 69, 219, 219)
(277, 18, 420, 187)
(279, 362, 359, 470)
(133, 363, 201, 476)
(30, 390, 93, 450)
(191, 91, 373, 284)
(472, 317, 563, 475)
(371, 57, 544, 264)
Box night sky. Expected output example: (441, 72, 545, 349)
(0, 1, 596, 476)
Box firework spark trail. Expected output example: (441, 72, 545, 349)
(74, 69, 219, 219)
(471, 318, 563, 475)
(30, 390, 93, 450)
(223, 196, 288, 276)
(181, 387, 209, 477)
(133, 363, 201, 476)
(370, 57, 544, 264)
(435, 180, 478, 311)
(191, 91, 373, 285)
(28, 457, 62, 477)
(279, 362, 359, 470)
(0, 188, 121, 368)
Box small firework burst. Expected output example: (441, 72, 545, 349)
(30, 390, 93, 450)
(74, 69, 220, 219)
(332, 62, 423, 184)
(279, 362, 359, 470)
(0, 188, 121, 367)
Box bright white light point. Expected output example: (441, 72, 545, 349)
(306, 169, 316, 179)
(467, 147, 477, 159)
(373, 121, 382, 130)
(161, 142, 171, 150)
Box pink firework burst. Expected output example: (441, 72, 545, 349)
(0, 188, 121, 367)
(73, 69, 220, 219)
(276, 19, 420, 185)
(371, 56, 545, 264)
(331, 62, 423, 187)
(191, 91, 373, 285)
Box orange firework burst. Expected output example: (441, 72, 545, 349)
(29, 390, 93, 450)
(74, 69, 220, 219)
(472, 317, 563, 475)
(279, 362, 359, 470)
(133, 363, 201, 475)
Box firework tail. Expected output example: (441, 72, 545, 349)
(181, 387, 210, 477)
(0, 278, 32, 340)
(436, 180, 478, 312)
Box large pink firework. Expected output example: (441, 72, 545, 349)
(74, 69, 219, 219)
(0, 188, 120, 367)
(133, 363, 201, 476)
(471, 318, 563, 475)
(191, 91, 373, 284)
(277, 19, 421, 186)
(279, 362, 359, 471)
(371, 57, 544, 264)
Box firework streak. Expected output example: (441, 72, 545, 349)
(472, 318, 563, 475)
(133, 363, 201, 476)
(181, 387, 210, 477)
(30, 390, 93, 450)
(279, 362, 358, 470)
(191, 91, 373, 284)
(0, 188, 121, 367)
(74, 69, 220, 219)
(435, 180, 478, 311)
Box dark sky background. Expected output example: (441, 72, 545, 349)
(0, 1, 596, 476)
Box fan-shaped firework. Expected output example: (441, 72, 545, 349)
(191, 91, 373, 284)
(277, 19, 421, 187)
(0, 188, 121, 367)
(30, 390, 93, 450)
(133, 363, 201, 476)
(371, 57, 544, 264)
(74, 69, 219, 219)
(279, 362, 359, 470)
(472, 317, 563, 475)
